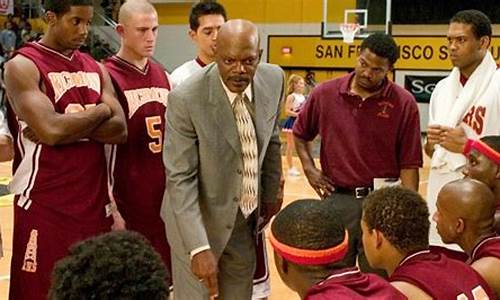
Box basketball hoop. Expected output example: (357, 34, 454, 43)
(339, 23, 360, 43)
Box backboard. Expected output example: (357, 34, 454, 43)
(322, 0, 391, 39)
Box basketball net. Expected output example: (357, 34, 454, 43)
(340, 23, 360, 43)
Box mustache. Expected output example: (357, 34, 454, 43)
(228, 76, 249, 82)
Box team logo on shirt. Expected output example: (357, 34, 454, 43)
(48, 71, 101, 103)
(124, 87, 169, 119)
(462, 105, 486, 135)
(377, 101, 394, 118)
(21, 229, 38, 273)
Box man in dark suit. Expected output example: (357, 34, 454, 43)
(161, 19, 283, 299)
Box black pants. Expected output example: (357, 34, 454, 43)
(325, 192, 387, 277)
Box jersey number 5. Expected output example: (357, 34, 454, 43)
(145, 116, 162, 153)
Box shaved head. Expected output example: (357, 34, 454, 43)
(215, 19, 261, 93)
(217, 19, 259, 48)
(440, 178, 495, 223)
(118, 0, 156, 24)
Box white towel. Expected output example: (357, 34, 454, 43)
(431, 51, 497, 171)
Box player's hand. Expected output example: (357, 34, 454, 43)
(259, 201, 282, 231)
(111, 210, 126, 231)
(191, 249, 219, 299)
(426, 124, 442, 147)
(22, 127, 41, 144)
(439, 125, 467, 153)
(304, 167, 334, 198)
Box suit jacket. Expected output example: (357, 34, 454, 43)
(161, 62, 283, 259)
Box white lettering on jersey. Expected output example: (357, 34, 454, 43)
(124, 87, 169, 119)
(48, 71, 101, 103)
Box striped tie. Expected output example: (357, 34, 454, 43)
(233, 94, 258, 218)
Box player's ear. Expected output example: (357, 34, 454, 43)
(188, 29, 197, 41)
(45, 11, 57, 26)
(116, 24, 125, 36)
(456, 218, 465, 234)
(495, 165, 500, 179)
(479, 35, 490, 50)
(374, 229, 384, 249)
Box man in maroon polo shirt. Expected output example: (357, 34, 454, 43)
(294, 32, 422, 273)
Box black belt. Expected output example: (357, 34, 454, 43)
(334, 186, 373, 199)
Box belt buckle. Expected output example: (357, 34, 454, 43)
(355, 187, 369, 199)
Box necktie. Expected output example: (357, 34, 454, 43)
(233, 94, 258, 218)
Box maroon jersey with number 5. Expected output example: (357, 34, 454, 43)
(104, 56, 170, 232)
(390, 250, 495, 299)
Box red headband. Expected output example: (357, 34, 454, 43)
(269, 230, 349, 265)
(463, 139, 500, 165)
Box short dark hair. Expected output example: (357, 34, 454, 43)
(43, 0, 93, 16)
(49, 230, 169, 300)
(450, 10, 492, 39)
(481, 135, 500, 153)
(189, 1, 227, 31)
(363, 187, 429, 254)
(272, 199, 345, 252)
(360, 32, 399, 66)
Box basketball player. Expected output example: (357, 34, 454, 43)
(50, 230, 170, 300)
(361, 187, 495, 299)
(271, 199, 406, 299)
(4, 1, 127, 299)
(434, 178, 500, 297)
(170, 1, 226, 87)
(103, 0, 172, 283)
(463, 136, 500, 233)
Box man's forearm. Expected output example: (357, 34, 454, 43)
(400, 168, 419, 192)
(294, 135, 315, 172)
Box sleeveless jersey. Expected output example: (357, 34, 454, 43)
(470, 235, 500, 263)
(305, 267, 406, 299)
(8, 42, 111, 228)
(104, 56, 170, 232)
(391, 250, 495, 299)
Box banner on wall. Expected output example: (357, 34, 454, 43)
(395, 70, 449, 132)
(0, 0, 13, 15)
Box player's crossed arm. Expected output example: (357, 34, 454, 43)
(5, 55, 118, 145)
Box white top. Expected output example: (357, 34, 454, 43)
(170, 59, 205, 89)
(290, 92, 306, 111)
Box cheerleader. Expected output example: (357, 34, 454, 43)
(283, 74, 306, 176)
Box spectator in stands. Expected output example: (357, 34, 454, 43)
(49, 230, 170, 300)
(0, 21, 17, 56)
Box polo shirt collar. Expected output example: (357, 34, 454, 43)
(340, 72, 391, 99)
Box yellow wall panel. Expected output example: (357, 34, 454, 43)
(153, 0, 357, 25)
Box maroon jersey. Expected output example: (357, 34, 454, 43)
(306, 267, 406, 300)
(391, 250, 495, 299)
(104, 56, 170, 232)
(470, 235, 500, 263)
(8, 42, 111, 228)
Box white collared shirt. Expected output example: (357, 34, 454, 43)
(219, 77, 253, 105)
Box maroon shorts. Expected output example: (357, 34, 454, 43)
(253, 231, 269, 283)
(9, 203, 110, 300)
(126, 221, 172, 286)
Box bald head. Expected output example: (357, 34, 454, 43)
(217, 19, 259, 51)
(118, 0, 156, 24)
(439, 178, 495, 222)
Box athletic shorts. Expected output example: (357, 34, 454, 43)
(126, 221, 172, 286)
(252, 231, 270, 299)
(9, 203, 110, 300)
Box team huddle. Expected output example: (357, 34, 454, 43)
(0, 0, 499, 299)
